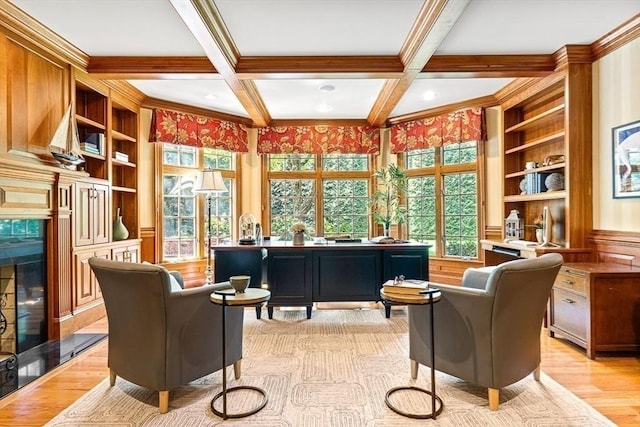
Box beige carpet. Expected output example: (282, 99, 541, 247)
(46, 308, 614, 426)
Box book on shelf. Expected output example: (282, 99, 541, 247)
(81, 132, 105, 154)
(382, 279, 429, 295)
(114, 151, 129, 162)
(524, 172, 551, 194)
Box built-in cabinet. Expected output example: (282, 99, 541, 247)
(500, 66, 592, 248)
(70, 71, 141, 315)
(548, 263, 640, 359)
(74, 179, 110, 246)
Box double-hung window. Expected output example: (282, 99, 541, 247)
(160, 144, 235, 261)
(266, 153, 370, 239)
(403, 141, 479, 258)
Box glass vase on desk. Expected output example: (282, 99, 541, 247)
(293, 231, 305, 245)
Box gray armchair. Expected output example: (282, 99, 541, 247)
(88, 257, 244, 413)
(408, 253, 563, 410)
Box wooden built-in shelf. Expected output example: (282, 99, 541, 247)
(81, 150, 106, 160)
(505, 163, 565, 179)
(505, 131, 565, 154)
(112, 185, 136, 193)
(76, 115, 106, 130)
(505, 104, 565, 133)
(111, 130, 136, 142)
(504, 191, 566, 202)
(112, 159, 136, 168)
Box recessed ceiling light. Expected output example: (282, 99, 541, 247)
(205, 93, 217, 100)
(319, 84, 336, 92)
(423, 90, 437, 101)
(317, 103, 333, 113)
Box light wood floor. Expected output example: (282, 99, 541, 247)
(0, 310, 638, 426)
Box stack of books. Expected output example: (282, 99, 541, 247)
(114, 151, 129, 162)
(524, 172, 551, 194)
(382, 279, 429, 296)
(80, 142, 100, 155)
(82, 132, 105, 154)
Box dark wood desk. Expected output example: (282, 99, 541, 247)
(213, 240, 431, 318)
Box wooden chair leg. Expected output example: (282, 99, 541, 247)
(109, 369, 116, 387)
(159, 390, 169, 414)
(411, 359, 419, 379)
(234, 359, 242, 379)
(533, 365, 541, 381)
(488, 388, 499, 410)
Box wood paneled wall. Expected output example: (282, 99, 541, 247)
(590, 230, 640, 266)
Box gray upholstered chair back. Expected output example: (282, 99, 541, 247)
(409, 253, 563, 409)
(88, 257, 243, 412)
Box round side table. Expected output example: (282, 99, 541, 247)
(209, 288, 271, 420)
(380, 287, 443, 419)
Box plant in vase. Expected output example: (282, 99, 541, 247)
(291, 221, 306, 245)
(529, 216, 544, 243)
(370, 164, 407, 237)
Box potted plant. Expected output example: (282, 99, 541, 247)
(371, 164, 408, 236)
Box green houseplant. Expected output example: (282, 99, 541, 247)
(371, 164, 408, 236)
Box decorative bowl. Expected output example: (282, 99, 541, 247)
(229, 275, 250, 293)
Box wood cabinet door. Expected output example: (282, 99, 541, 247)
(74, 248, 110, 309)
(93, 183, 110, 244)
(112, 243, 140, 263)
(268, 251, 313, 305)
(74, 182, 94, 247)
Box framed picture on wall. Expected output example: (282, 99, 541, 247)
(612, 119, 640, 198)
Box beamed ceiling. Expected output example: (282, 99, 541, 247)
(5, 0, 640, 127)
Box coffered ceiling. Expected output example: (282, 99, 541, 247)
(7, 0, 640, 127)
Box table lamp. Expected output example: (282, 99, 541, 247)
(194, 170, 227, 283)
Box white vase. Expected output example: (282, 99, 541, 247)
(535, 228, 544, 244)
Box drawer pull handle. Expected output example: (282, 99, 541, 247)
(561, 298, 575, 304)
(562, 279, 574, 285)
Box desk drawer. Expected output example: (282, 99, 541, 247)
(551, 287, 587, 340)
(554, 267, 587, 294)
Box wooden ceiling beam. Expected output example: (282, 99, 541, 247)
(170, 0, 270, 126)
(87, 56, 218, 77)
(421, 54, 555, 77)
(367, 0, 471, 126)
(235, 55, 403, 74)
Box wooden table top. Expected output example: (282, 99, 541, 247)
(210, 288, 271, 306)
(379, 288, 441, 305)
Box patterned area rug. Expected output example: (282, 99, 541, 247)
(46, 309, 614, 426)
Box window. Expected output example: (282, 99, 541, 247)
(266, 153, 369, 239)
(159, 143, 236, 261)
(404, 141, 479, 258)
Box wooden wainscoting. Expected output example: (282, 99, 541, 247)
(140, 227, 156, 263)
(161, 259, 207, 288)
(590, 229, 640, 266)
(429, 257, 482, 285)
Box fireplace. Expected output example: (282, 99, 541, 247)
(0, 219, 47, 355)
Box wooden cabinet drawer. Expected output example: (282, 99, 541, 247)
(550, 287, 587, 341)
(554, 267, 587, 294)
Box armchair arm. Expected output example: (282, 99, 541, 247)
(168, 271, 184, 288)
(163, 281, 243, 390)
(461, 266, 497, 290)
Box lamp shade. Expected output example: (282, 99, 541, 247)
(194, 170, 227, 193)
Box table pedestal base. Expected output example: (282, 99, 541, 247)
(385, 385, 443, 419)
(210, 385, 268, 419)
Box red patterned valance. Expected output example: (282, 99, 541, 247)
(390, 107, 485, 153)
(257, 125, 380, 154)
(149, 108, 248, 152)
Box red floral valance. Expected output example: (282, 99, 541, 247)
(257, 125, 380, 154)
(149, 109, 249, 152)
(390, 107, 485, 153)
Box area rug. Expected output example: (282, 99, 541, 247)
(46, 309, 614, 426)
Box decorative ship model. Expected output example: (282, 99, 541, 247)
(49, 104, 85, 169)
